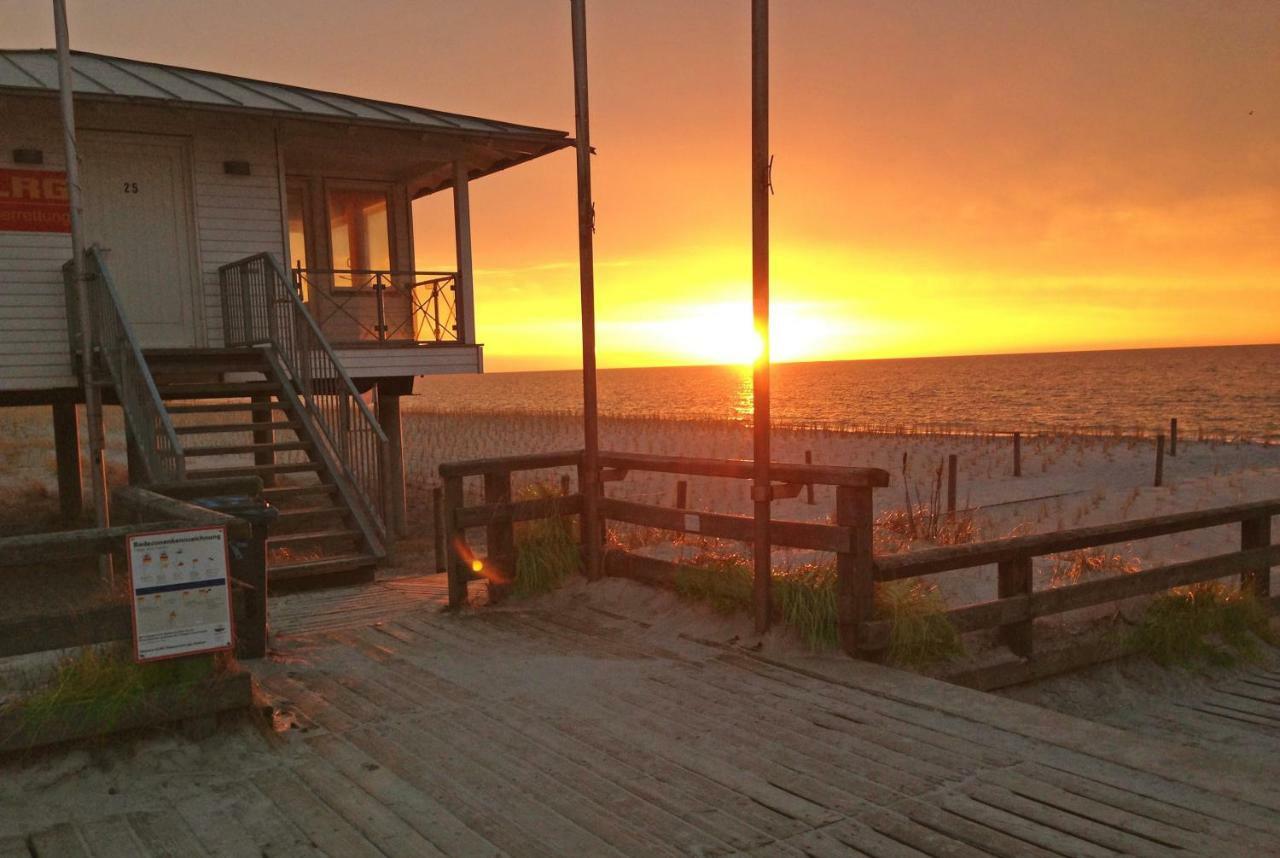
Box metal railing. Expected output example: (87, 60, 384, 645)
(292, 267, 460, 344)
(63, 247, 185, 483)
(219, 253, 390, 539)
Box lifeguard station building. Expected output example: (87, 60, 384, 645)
(0, 49, 570, 584)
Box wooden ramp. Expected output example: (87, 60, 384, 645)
(4, 586, 1280, 857)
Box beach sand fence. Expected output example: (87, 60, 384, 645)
(0, 478, 266, 752)
(439, 448, 1280, 682)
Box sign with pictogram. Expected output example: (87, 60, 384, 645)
(126, 526, 235, 662)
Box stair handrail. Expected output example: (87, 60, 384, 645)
(218, 253, 390, 541)
(62, 246, 186, 484)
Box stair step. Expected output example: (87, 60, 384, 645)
(167, 402, 287, 414)
(269, 553, 378, 584)
(263, 483, 340, 500)
(269, 528, 361, 549)
(185, 462, 323, 479)
(184, 441, 311, 457)
(174, 421, 300, 435)
(276, 505, 349, 521)
(158, 381, 281, 398)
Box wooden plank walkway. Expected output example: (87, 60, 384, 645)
(4, 579, 1280, 856)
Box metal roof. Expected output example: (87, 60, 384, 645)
(0, 49, 570, 142)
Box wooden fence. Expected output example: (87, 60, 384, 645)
(440, 450, 1278, 675)
(0, 477, 268, 660)
(869, 500, 1280, 662)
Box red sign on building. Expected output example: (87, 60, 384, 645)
(0, 168, 71, 233)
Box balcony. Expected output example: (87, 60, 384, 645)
(292, 267, 463, 347)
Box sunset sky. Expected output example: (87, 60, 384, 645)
(7, 0, 1279, 371)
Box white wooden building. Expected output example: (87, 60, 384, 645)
(0, 49, 570, 583)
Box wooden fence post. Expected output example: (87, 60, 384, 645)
(1154, 434, 1165, 488)
(484, 470, 516, 602)
(443, 475, 468, 609)
(1169, 418, 1178, 457)
(804, 451, 815, 504)
(997, 556, 1034, 657)
(675, 479, 688, 510)
(577, 459, 604, 576)
(946, 454, 957, 516)
(1013, 432, 1022, 477)
(1241, 515, 1272, 601)
(835, 485, 875, 657)
(432, 484, 446, 573)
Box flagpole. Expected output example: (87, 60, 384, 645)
(750, 0, 772, 633)
(53, 0, 111, 545)
(570, 0, 602, 579)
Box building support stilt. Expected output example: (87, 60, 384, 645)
(52, 402, 83, 522)
(377, 390, 408, 538)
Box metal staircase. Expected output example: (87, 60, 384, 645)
(147, 347, 384, 585)
(65, 246, 391, 589)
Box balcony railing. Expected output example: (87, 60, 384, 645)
(293, 267, 461, 345)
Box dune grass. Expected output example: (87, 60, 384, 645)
(509, 484, 582, 599)
(674, 552, 961, 665)
(1128, 583, 1273, 666)
(874, 581, 964, 667)
(8, 646, 224, 741)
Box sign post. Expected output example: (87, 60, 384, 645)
(127, 526, 235, 662)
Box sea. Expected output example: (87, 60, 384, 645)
(412, 344, 1280, 442)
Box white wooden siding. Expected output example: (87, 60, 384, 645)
(337, 346, 482, 380)
(0, 99, 77, 388)
(0, 97, 285, 391)
(0, 95, 476, 393)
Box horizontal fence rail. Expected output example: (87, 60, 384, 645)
(868, 498, 1280, 660)
(0, 483, 259, 660)
(220, 253, 390, 546)
(64, 248, 185, 484)
(293, 267, 460, 344)
(438, 448, 1279, 676)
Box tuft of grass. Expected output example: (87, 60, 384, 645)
(8, 646, 224, 742)
(674, 553, 754, 614)
(874, 581, 964, 668)
(1047, 548, 1141, 588)
(1128, 583, 1273, 666)
(510, 484, 582, 598)
(776, 564, 838, 650)
(673, 552, 962, 665)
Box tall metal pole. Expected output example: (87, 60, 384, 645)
(750, 0, 772, 634)
(571, 0, 602, 579)
(53, 0, 110, 542)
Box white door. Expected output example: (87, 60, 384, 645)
(80, 132, 199, 348)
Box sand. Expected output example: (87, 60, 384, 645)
(1, 405, 1277, 696)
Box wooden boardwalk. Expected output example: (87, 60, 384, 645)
(4, 578, 1280, 857)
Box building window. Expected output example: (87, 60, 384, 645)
(285, 181, 311, 299)
(327, 186, 391, 287)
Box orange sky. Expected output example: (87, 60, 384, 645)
(9, 0, 1279, 371)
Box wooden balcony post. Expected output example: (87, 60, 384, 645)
(433, 485, 446, 573)
(376, 390, 408, 538)
(52, 402, 83, 521)
(452, 161, 477, 346)
(998, 556, 1034, 657)
(1241, 515, 1272, 602)
(835, 485, 875, 657)
(444, 474, 468, 609)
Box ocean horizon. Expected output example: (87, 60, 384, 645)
(412, 343, 1280, 442)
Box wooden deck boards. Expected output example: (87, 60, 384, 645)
(5, 576, 1280, 856)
